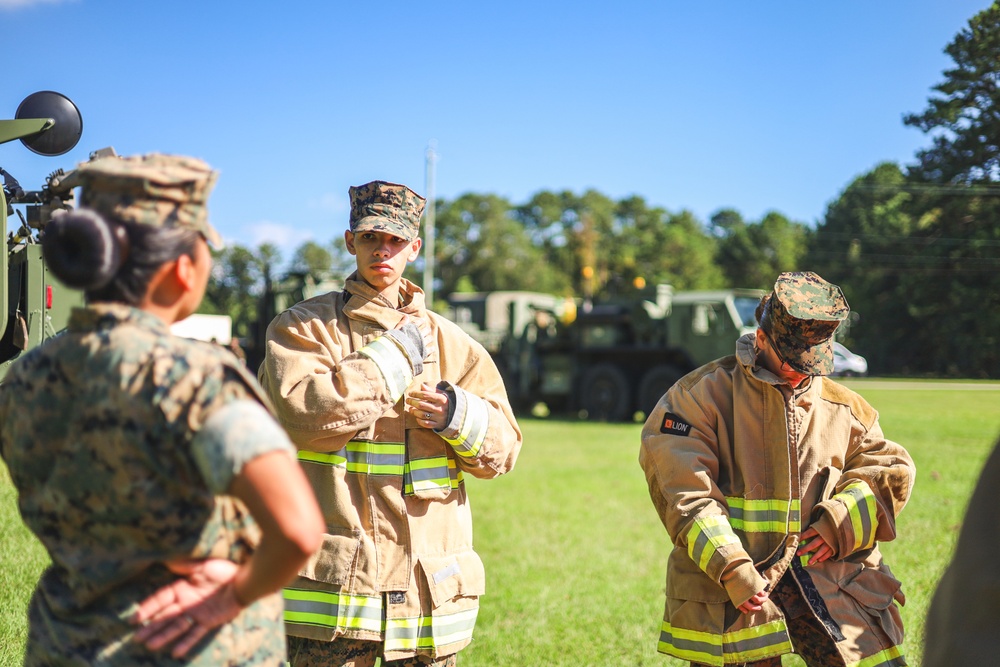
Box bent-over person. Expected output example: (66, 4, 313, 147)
(639, 272, 914, 667)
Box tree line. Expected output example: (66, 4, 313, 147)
(201, 3, 1000, 379)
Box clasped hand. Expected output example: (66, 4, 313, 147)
(131, 558, 244, 658)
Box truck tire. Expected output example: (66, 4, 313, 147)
(638, 364, 684, 418)
(578, 363, 631, 422)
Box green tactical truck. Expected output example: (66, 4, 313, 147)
(0, 92, 89, 379)
(447, 285, 764, 421)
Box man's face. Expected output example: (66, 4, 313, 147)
(755, 328, 811, 388)
(345, 230, 421, 291)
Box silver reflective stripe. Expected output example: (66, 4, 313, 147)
(283, 588, 383, 634)
(834, 481, 878, 551)
(727, 497, 802, 533)
(659, 619, 792, 665)
(403, 456, 463, 495)
(385, 607, 479, 652)
(687, 514, 741, 571)
(298, 440, 405, 476)
(849, 644, 906, 667)
(358, 335, 413, 403)
(442, 388, 489, 458)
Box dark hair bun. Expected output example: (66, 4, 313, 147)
(42, 209, 126, 291)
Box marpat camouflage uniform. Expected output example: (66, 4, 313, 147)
(0, 303, 288, 666)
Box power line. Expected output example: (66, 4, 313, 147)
(851, 183, 1000, 195)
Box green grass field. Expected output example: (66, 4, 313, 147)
(2, 379, 999, 667)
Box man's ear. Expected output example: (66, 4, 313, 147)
(406, 238, 422, 263)
(345, 230, 357, 256)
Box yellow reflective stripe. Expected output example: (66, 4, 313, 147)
(442, 391, 489, 458)
(358, 336, 413, 403)
(659, 621, 723, 665)
(385, 607, 479, 652)
(724, 619, 793, 662)
(283, 588, 383, 633)
(659, 619, 791, 666)
(688, 515, 741, 571)
(298, 441, 405, 476)
(403, 456, 464, 494)
(727, 497, 801, 533)
(835, 480, 878, 551)
(298, 449, 347, 466)
(848, 644, 906, 667)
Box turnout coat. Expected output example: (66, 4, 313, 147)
(639, 334, 914, 667)
(259, 275, 521, 661)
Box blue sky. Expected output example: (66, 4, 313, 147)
(0, 0, 991, 260)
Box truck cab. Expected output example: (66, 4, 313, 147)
(0, 92, 87, 379)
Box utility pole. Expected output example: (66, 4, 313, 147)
(423, 141, 437, 308)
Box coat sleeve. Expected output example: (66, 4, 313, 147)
(639, 377, 767, 607)
(810, 398, 915, 559)
(432, 325, 521, 479)
(258, 302, 421, 452)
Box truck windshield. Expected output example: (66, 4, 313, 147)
(733, 296, 760, 328)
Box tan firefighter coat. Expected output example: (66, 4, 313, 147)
(639, 334, 914, 667)
(259, 275, 521, 661)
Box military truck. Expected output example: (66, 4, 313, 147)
(0, 92, 88, 379)
(448, 285, 764, 421)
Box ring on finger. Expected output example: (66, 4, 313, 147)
(181, 613, 196, 627)
(424, 412, 432, 419)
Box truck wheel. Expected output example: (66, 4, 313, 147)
(578, 363, 630, 422)
(638, 365, 684, 418)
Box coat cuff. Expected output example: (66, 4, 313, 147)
(721, 561, 768, 608)
(434, 380, 489, 459)
(358, 328, 422, 404)
(814, 479, 880, 557)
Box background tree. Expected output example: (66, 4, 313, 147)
(432, 193, 569, 296)
(904, 2, 1000, 183)
(288, 241, 334, 281)
(201, 243, 281, 342)
(714, 209, 808, 290)
(806, 163, 919, 370)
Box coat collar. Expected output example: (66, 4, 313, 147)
(342, 273, 427, 329)
(736, 332, 817, 395)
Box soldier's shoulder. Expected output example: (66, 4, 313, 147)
(675, 355, 737, 393)
(272, 290, 345, 329)
(819, 378, 878, 430)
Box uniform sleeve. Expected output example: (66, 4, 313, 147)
(433, 332, 521, 479)
(190, 399, 296, 494)
(639, 382, 766, 607)
(810, 411, 915, 560)
(258, 305, 424, 452)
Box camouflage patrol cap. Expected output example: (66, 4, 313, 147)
(348, 180, 426, 241)
(75, 153, 222, 247)
(761, 272, 849, 376)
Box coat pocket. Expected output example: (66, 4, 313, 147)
(837, 563, 906, 646)
(299, 527, 362, 586)
(417, 551, 486, 609)
(839, 563, 903, 610)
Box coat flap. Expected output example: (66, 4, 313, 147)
(756, 533, 801, 590)
(839, 564, 902, 611)
(299, 528, 361, 586)
(418, 551, 485, 608)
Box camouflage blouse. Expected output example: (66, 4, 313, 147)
(0, 304, 286, 666)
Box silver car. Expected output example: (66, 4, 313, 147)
(832, 342, 868, 377)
